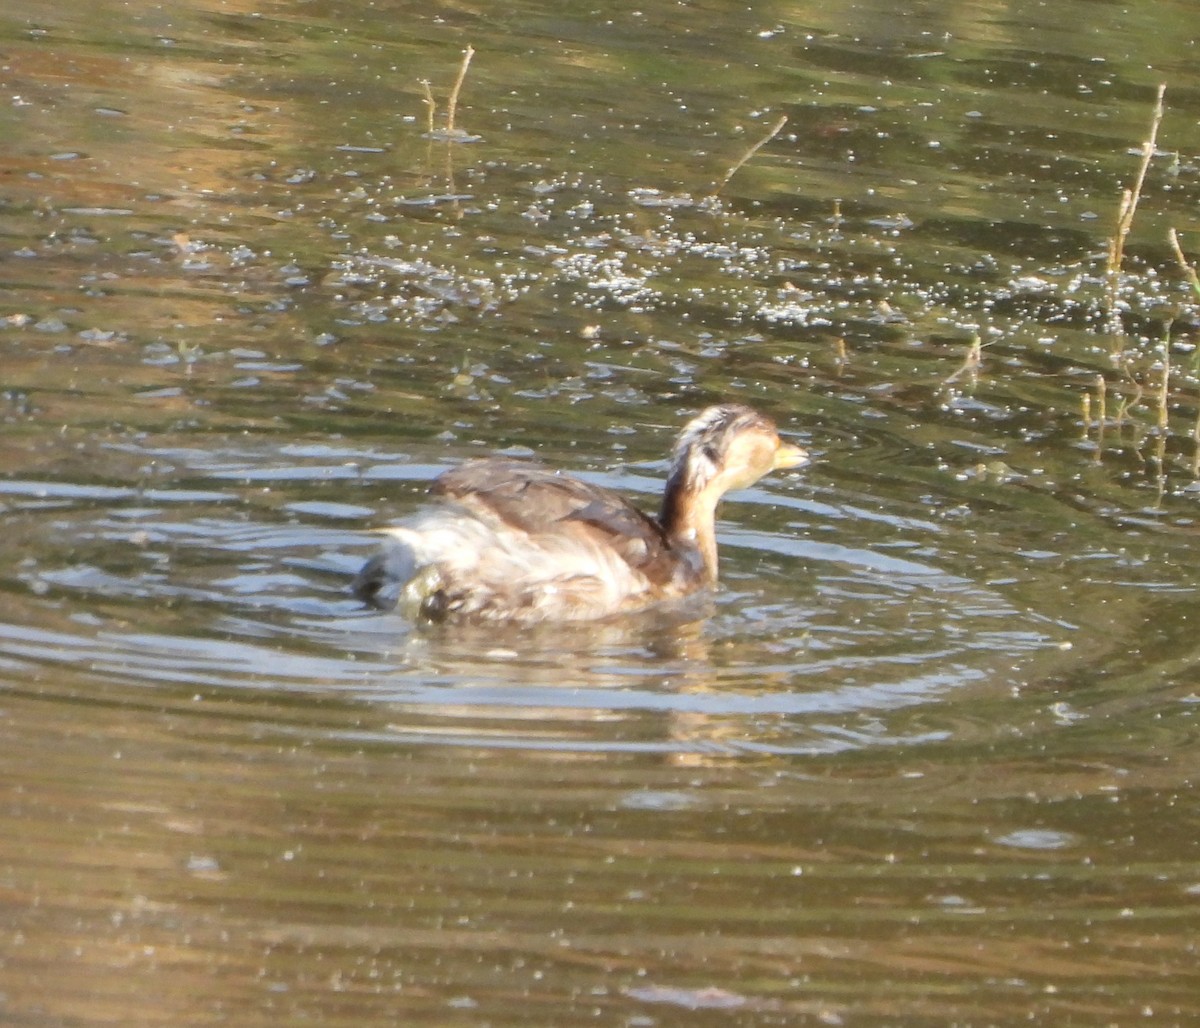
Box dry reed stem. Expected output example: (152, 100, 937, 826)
(1192, 408, 1200, 477)
(1168, 228, 1200, 297)
(1156, 333, 1171, 433)
(446, 46, 475, 135)
(1105, 83, 1167, 330)
(714, 114, 788, 195)
(419, 79, 436, 136)
(944, 336, 982, 385)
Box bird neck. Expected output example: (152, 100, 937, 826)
(659, 473, 720, 583)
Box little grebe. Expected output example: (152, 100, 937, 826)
(353, 403, 807, 622)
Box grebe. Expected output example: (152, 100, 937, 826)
(353, 403, 807, 622)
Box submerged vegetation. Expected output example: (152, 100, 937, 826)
(1082, 84, 1200, 481)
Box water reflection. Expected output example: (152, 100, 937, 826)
(4, 431, 1061, 771)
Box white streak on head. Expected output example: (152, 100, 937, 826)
(668, 404, 774, 492)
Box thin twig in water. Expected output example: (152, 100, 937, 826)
(714, 114, 788, 195)
(1192, 407, 1200, 477)
(419, 79, 437, 136)
(1105, 83, 1167, 330)
(833, 336, 848, 373)
(1155, 326, 1171, 434)
(944, 336, 982, 385)
(1115, 378, 1145, 425)
(445, 46, 475, 135)
(1168, 228, 1200, 298)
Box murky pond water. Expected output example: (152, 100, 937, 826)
(3, 0, 1200, 1023)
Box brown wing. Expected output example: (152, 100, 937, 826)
(431, 458, 676, 576)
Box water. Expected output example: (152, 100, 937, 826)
(2, 0, 1200, 1023)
